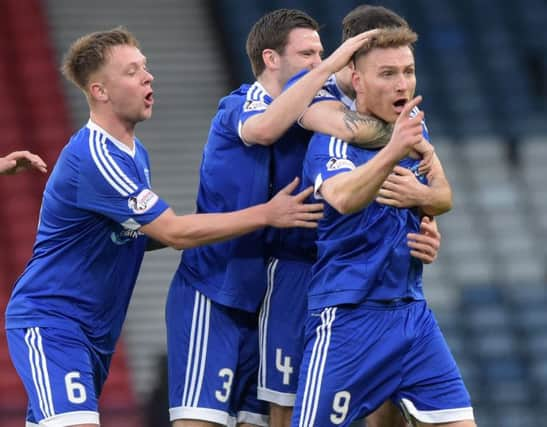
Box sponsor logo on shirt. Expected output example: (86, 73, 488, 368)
(128, 189, 158, 214)
(243, 100, 267, 112)
(315, 89, 336, 99)
(110, 229, 141, 245)
(326, 157, 355, 171)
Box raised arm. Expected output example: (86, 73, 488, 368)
(140, 178, 323, 250)
(300, 100, 394, 148)
(320, 98, 424, 214)
(241, 30, 379, 146)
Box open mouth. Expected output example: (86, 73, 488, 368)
(144, 91, 154, 106)
(393, 98, 407, 113)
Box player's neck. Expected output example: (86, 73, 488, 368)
(257, 73, 282, 99)
(335, 68, 355, 99)
(90, 111, 136, 149)
(354, 97, 378, 120)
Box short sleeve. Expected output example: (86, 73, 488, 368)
(305, 134, 357, 199)
(284, 69, 338, 106)
(78, 141, 169, 230)
(236, 85, 271, 141)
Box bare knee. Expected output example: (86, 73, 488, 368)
(269, 403, 293, 427)
(366, 400, 407, 427)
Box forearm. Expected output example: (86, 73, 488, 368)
(419, 177, 452, 216)
(141, 206, 269, 250)
(421, 156, 452, 216)
(245, 66, 332, 145)
(322, 146, 400, 214)
(301, 103, 393, 148)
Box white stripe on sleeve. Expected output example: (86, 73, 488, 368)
(88, 131, 130, 196)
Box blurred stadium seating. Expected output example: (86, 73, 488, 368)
(1, 0, 546, 425)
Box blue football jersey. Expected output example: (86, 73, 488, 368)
(5, 120, 169, 353)
(302, 134, 427, 310)
(266, 119, 316, 262)
(263, 70, 336, 262)
(320, 73, 354, 108)
(177, 82, 272, 313)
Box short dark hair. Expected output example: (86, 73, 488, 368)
(342, 5, 408, 41)
(62, 26, 139, 92)
(246, 9, 319, 78)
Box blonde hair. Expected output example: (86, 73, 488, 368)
(62, 27, 139, 91)
(353, 27, 417, 62)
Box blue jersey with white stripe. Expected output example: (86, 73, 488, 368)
(302, 134, 426, 310)
(178, 82, 271, 312)
(5, 120, 169, 354)
(320, 73, 354, 108)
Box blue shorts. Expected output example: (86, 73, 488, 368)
(6, 326, 109, 426)
(166, 275, 268, 426)
(292, 300, 474, 426)
(258, 257, 310, 406)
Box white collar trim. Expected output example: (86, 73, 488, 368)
(86, 119, 136, 157)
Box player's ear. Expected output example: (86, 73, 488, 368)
(352, 69, 362, 94)
(89, 82, 108, 102)
(262, 48, 279, 71)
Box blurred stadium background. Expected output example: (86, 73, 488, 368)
(0, 0, 546, 426)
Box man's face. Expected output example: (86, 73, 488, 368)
(278, 28, 323, 85)
(352, 46, 416, 123)
(93, 44, 154, 124)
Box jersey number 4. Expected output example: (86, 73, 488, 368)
(276, 348, 294, 385)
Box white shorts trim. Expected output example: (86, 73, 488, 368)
(26, 423, 39, 427)
(257, 386, 296, 407)
(237, 410, 268, 427)
(401, 398, 474, 423)
(39, 410, 99, 426)
(169, 406, 229, 425)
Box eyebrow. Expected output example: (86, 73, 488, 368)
(125, 57, 147, 69)
(299, 48, 324, 55)
(378, 64, 414, 70)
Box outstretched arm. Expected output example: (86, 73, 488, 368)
(0, 150, 47, 175)
(140, 178, 323, 250)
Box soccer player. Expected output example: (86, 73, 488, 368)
(259, 6, 449, 427)
(4, 27, 324, 427)
(165, 10, 381, 427)
(292, 28, 475, 427)
(0, 150, 47, 175)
